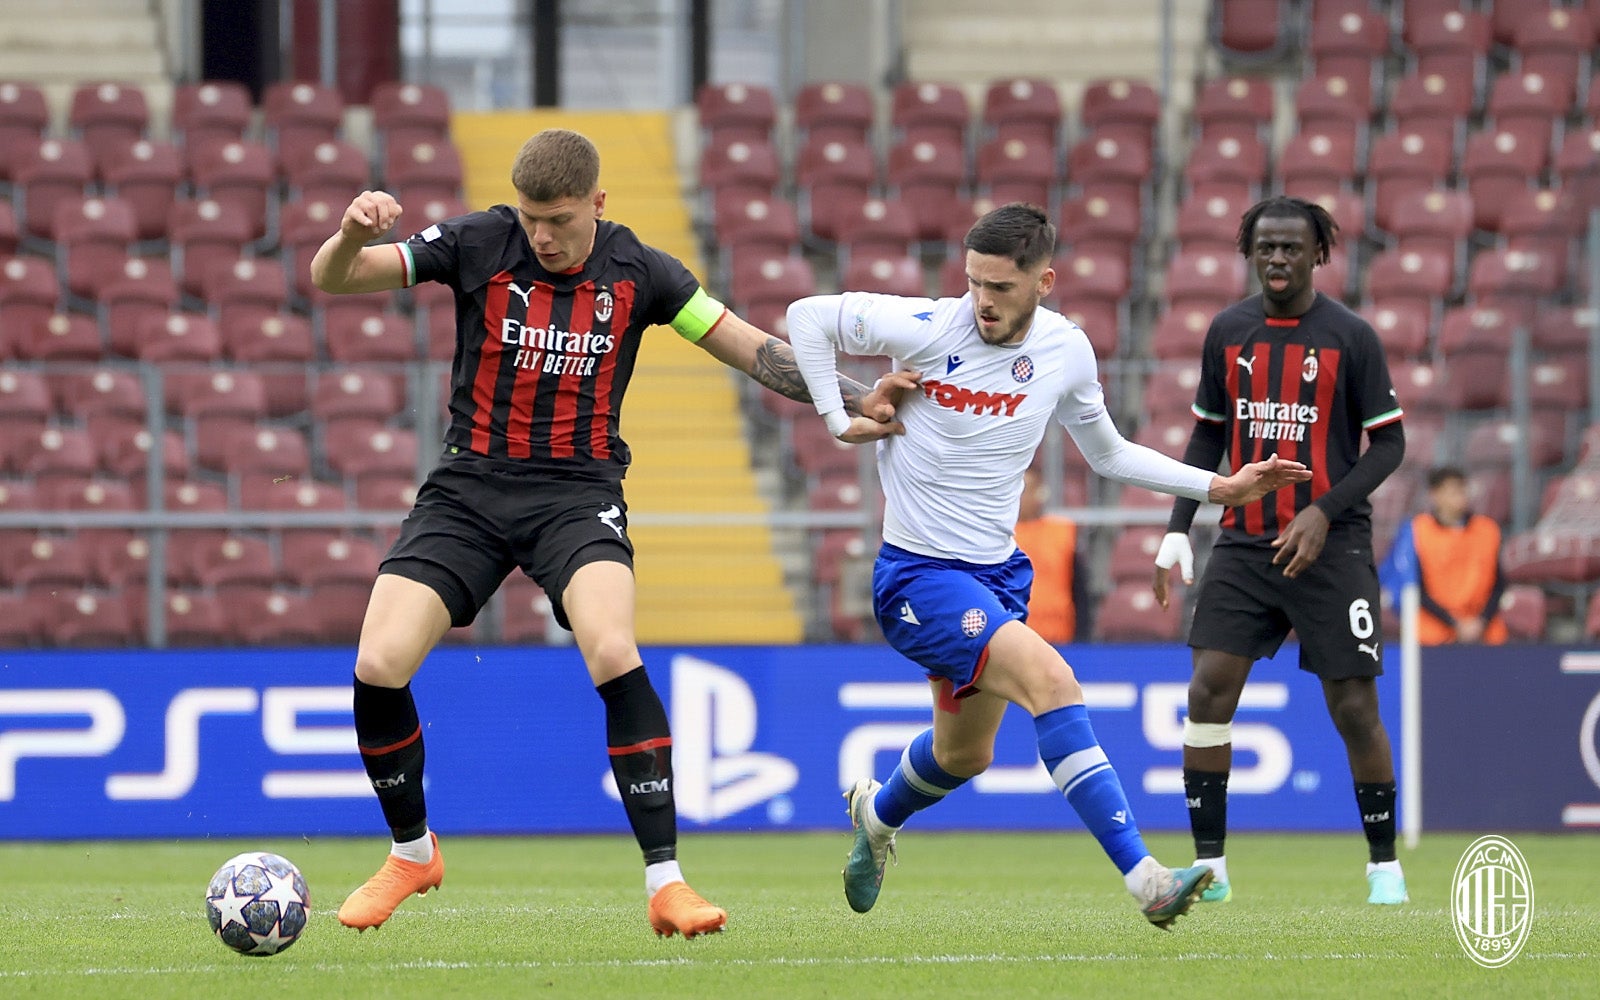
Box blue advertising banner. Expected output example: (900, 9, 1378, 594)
(1420, 646, 1600, 832)
(0, 643, 1398, 839)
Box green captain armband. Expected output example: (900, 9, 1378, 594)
(668, 287, 727, 343)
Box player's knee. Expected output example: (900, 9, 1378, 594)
(933, 742, 992, 778)
(353, 644, 419, 688)
(582, 631, 644, 684)
(1328, 698, 1381, 740)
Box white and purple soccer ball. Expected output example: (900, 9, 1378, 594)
(205, 851, 310, 956)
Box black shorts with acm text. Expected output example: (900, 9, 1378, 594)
(1186, 539, 1385, 680)
(380, 449, 634, 630)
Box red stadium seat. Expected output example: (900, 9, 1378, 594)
(788, 413, 860, 479)
(186, 140, 276, 241)
(263, 80, 344, 150)
(712, 191, 801, 257)
(172, 80, 252, 154)
(383, 138, 464, 203)
(1214, 0, 1290, 57)
(157, 591, 230, 647)
(83, 529, 149, 587)
(11, 138, 93, 238)
(1405, 9, 1493, 85)
(1527, 355, 1587, 412)
(1462, 128, 1548, 232)
(1491, 0, 1558, 45)
(975, 135, 1057, 208)
(1142, 365, 1204, 422)
(1439, 351, 1510, 409)
(1533, 307, 1596, 355)
(323, 422, 420, 479)
(0, 256, 60, 346)
(0, 479, 39, 513)
(1067, 133, 1152, 199)
(0, 201, 15, 258)
(1094, 582, 1184, 641)
(69, 81, 150, 168)
(1511, 7, 1594, 98)
(132, 310, 224, 363)
(1369, 303, 1431, 360)
(1277, 129, 1358, 194)
(99, 139, 182, 241)
(324, 309, 417, 363)
(1303, 188, 1367, 243)
(190, 533, 280, 589)
(1292, 75, 1368, 148)
(1555, 124, 1600, 205)
(497, 574, 550, 644)
(51, 196, 139, 300)
(1486, 71, 1569, 154)
(1150, 305, 1215, 360)
(202, 256, 290, 324)
(50, 367, 144, 421)
(797, 136, 878, 241)
(1499, 187, 1584, 274)
(1389, 359, 1447, 412)
(283, 139, 371, 203)
(1059, 190, 1143, 260)
(311, 369, 404, 423)
(280, 196, 344, 294)
(1107, 527, 1168, 584)
(168, 197, 252, 296)
(279, 533, 383, 589)
(307, 582, 374, 644)
(97, 422, 186, 479)
(1193, 76, 1275, 143)
(695, 82, 776, 144)
(1387, 72, 1473, 146)
(371, 81, 452, 144)
(238, 476, 347, 511)
(93, 255, 178, 353)
(1495, 586, 1545, 642)
(1133, 417, 1195, 460)
(1165, 249, 1246, 303)
(839, 254, 925, 297)
(221, 309, 316, 364)
(982, 78, 1062, 144)
(1366, 247, 1453, 306)
(224, 589, 322, 645)
(354, 472, 419, 511)
(1464, 415, 1565, 471)
(14, 312, 102, 361)
(796, 81, 875, 143)
(729, 254, 816, 312)
(35, 475, 136, 513)
(1056, 299, 1121, 359)
(890, 81, 970, 144)
(886, 135, 968, 240)
(834, 196, 918, 263)
(1184, 133, 1269, 196)
(1368, 130, 1456, 234)
(1081, 78, 1160, 153)
(1468, 247, 1563, 300)
(697, 137, 781, 196)
(39, 589, 139, 647)
(164, 366, 267, 421)
(0, 533, 91, 588)
(203, 424, 312, 480)
(938, 195, 1003, 249)
(164, 476, 229, 513)
(0, 81, 49, 182)
(19, 427, 97, 478)
(1055, 249, 1131, 303)
(1307, 10, 1390, 106)
(1504, 531, 1600, 585)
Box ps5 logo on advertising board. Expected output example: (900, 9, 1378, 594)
(602, 655, 798, 823)
(0, 687, 368, 802)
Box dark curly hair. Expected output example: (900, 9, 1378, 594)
(1236, 196, 1339, 266)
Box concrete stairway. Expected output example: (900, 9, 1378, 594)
(0, 0, 171, 132)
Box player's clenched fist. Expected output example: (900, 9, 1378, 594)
(341, 190, 403, 243)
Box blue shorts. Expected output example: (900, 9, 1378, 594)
(872, 542, 1033, 695)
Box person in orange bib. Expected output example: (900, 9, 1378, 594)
(1011, 464, 1088, 644)
(1411, 466, 1507, 645)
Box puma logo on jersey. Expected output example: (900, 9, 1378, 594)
(1358, 642, 1381, 661)
(1236, 355, 1256, 375)
(507, 281, 533, 308)
(597, 504, 624, 538)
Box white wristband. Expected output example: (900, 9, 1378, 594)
(822, 409, 852, 438)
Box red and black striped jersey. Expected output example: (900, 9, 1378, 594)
(399, 209, 704, 478)
(1192, 292, 1403, 546)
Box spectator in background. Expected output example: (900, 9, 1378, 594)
(1394, 466, 1508, 645)
(1012, 464, 1089, 644)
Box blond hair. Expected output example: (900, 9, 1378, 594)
(510, 129, 600, 202)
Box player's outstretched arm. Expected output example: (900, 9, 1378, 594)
(1206, 453, 1313, 506)
(697, 312, 913, 424)
(310, 190, 408, 294)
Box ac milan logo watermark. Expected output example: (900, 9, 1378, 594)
(595, 289, 614, 322)
(1453, 835, 1533, 968)
(960, 608, 988, 637)
(1011, 356, 1034, 383)
(1302, 353, 1319, 383)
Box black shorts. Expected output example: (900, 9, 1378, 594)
(1187, 540, 1384, 680)
(380, 451, 634, 630)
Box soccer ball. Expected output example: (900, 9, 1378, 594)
(205, 851, 311, 956)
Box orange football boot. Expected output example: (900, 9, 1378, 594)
(647, 882, 727, 938)
(336, 833, 445, 931)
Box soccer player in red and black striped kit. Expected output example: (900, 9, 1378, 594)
(1151, 197, 1410, 905)
(311, 129, 909, 936)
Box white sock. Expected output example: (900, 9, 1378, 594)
(390, 831, 433, 864)
(1195, 855, 1229, 885)
(863, 793, 899, 842)
(1367, 860, 1403, 877)
(1124, 855, 1164, 899)
(645, 860, 684, 896)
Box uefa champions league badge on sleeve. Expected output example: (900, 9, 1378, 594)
(1452, 835, 1533, 968)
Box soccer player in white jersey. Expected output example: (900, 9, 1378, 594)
(787, 203, 1313, 929)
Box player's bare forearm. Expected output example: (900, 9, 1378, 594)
(751, 336, 872, 416)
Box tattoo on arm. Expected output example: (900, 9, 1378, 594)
(751, 336, 869, 415)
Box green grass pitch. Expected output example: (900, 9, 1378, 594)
(1, 832, 1593, 998)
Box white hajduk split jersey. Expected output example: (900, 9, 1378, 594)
(789, 291, 1215, 564)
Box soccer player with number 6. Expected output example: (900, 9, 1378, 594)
(1152, 196, 1409, 906)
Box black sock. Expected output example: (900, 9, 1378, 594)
(1355, 781, 1398, 863)
(598, 666, 677, 865)
(353, 677, 428, 843)
(1184, 768, 1229, 859)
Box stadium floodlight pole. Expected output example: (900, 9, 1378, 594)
(1400, 581, 1422, 849)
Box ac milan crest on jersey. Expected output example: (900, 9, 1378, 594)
(1302, 352, 1319, 382)
(1011, 355, 1035, 383)
(960, 607, 988, 637)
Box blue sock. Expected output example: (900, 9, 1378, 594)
(1035, 704, 1148, 875)
(872, 728, 968, 828)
